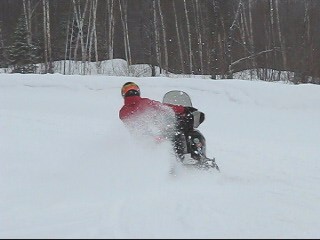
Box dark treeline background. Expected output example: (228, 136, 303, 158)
(0, 0, 319, 84)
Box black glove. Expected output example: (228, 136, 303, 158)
(184, 106, 198, 114)
(184, 107, 205, 128)
(174, 107, 196, 132)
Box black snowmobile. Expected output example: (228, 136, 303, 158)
(162, 90, 220, 172)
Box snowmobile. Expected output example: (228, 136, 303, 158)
(162, 90, 220, 172)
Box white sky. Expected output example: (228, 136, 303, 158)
(1, 73, 320, 238)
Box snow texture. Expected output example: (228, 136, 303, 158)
(1, 74, 320, 238)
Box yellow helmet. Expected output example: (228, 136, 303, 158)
(121, 82, 140, 98)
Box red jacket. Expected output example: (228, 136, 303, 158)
(119, 96, 186, 121)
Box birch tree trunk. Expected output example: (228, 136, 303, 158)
(68, 17, 75, 74)
(172, 1, 184, 73)
(42, 0, 52, 73)
(295, 0, 311, 83)
(86, 0, 99, 73)
(193, 0, 203, 74)
(64, 8, 71, 75)
(157, 0, 168, 73)
(87, 0, 98, 73)
(46, 0, 52, 73)
(153, 0, 161, 72)
(227, 0, 243, 78)
(93, 0, 98, 67)
(183, 0, 193, 74)
(107, 0, 115, 60)
(119, 0, 131, 72)
(247, 0, 257, 78)
(268, 0, 275, 80)
(42, 0, 48, 73)
(210, 0, 219, 79)
(72, 0, 89, 74)
(86, 1, 93, 65)
(275, 0, 287, 70)
(27, 0, 32, 37)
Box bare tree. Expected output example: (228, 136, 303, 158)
(93, 0, 99, 65)
(228, 0, 244, 78)
(193, 0, 204, 74)
(42, 0, 53, 73)
(157, 0, 168, 73)
(209, 0, 220, 79)
(172, 1, 184, 73)
(183, 0, 193, 74)
(275, 0, 287, 69)
(23, 0, 32, 44)
(86, 0, 99, 73)
(119, 0, 131, 70)
(68, 17, 76, 74)
(72, 0, 89, 74)
(247, 0, 257, 78)
(107, 0, 115, 60)
(294, 0, 312, 83)
(63, 4, 72, 74)
(153, 0, 161, 71)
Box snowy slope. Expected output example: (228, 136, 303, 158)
(1, 74, 320, 238)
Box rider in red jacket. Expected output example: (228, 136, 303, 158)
(119, 82, 186, 121)
(119, 82, 202, 161)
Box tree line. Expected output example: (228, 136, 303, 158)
(0, 0, 319, 84)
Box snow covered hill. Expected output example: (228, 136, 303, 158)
(1, 74, 320, 238)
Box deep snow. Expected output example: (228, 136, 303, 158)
(1, 74, 320, 238)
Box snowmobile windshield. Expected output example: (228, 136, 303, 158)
(162, 90, 192, 107)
